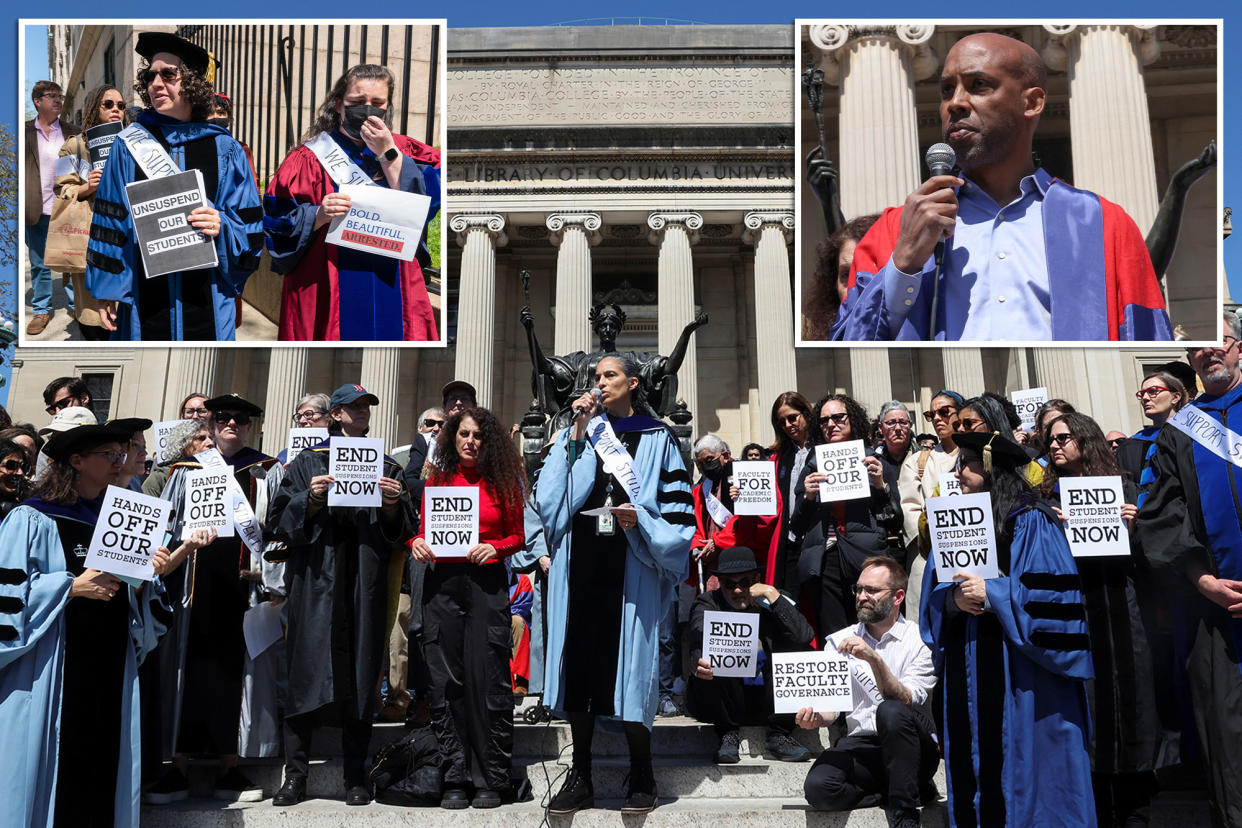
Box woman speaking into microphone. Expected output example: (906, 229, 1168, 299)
(408, 407, 526, 810)
(534, 353, 695, 815)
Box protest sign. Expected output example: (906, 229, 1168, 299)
(1060, 476, 1130, 558)
(927, 491, 999, 580)
(181, 466, 235, 538)
(771, 650, 854, 715)
(1011, 387, 1050, 431)
(195, 448, 226, 468)
(732, 461, 778, 516)
(814, 440, 870, 502)
(287, 427, 329, 466)
(192, 448, 264, 555)
(325, 184, 432, 262)
(939, 475, 962, 496)
(424, 486, 480, 557)
(151, 419, 185, 463)
(84, 485, 172, 583)
(328, 437, 386, 507)
(125, 169, 218, 278)
(702, 610, 761, 678)
(85, 121, 124, 171)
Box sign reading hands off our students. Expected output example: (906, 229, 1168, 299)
(702, 610, 760, 678)
(1060, 476, 1129, 557)
(328, 437, 385, 507)
(85, 485, 172, 583)
(927, 491, 999, 580)
(814, 440, 870, 502)
(771, 650, 854, 715)
(181, 466, 235, 539)
(423, 486, 480, 558)
(732, 461, 778, 516)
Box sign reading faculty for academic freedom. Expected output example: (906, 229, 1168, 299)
(423, 486, 480, 558)
(328, 437, 386, 507)
(85, 485, 172, 583)
(325, 184, 431, 262)
(732, 461, 778, 516)
(927, 491, 999, 581)
(1060, 476, 1130, 558)
(125, 169, 218, 278)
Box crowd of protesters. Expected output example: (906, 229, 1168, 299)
(3, 314, 1242, 826)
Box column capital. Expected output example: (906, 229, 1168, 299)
(1041, 24, 1160, 71)
(546, 212, 603, 246)
(808, 25, 938, 84)
(646, 211, 703, 245)
(742, 210, 795, 246)
(449, 213, 507, 247)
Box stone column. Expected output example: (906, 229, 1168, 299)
(941, 349, 986, 397)
(848, 351, 891, 415)
(648, 212, 702, 418)
(261, 348, 310, 457)
(449, 213, 507, 408)
(1043, 24, 1160, 233)
(361, 348, 402, 449)
(1031, 349, 1090, 410)
(546, 213, 602, 354)
(744, 211, 798, 414)
(808, 24, 938, 217)
(163, 348, 218, 418)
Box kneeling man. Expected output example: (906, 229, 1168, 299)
(798, 556, 939, 828)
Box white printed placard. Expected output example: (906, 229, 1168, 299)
(702, 610, 761, 678)
(1011, 387, 1050, 432)
(771, 650, 854, 715)
(814, 440, 870, 502)
(181, 466, 235, 538)
(194, 448, 227, 469)
(424, 486, 480, 557)
(124, 169, 218, 278)
(287, 427, 329, 466)
(85, 121, 124, 171)
(1061, 476, 1129, 558)
(732, 461, 778, 516)
(84, 485, 172, 583)
(152, 419, 187, 463)
(939, 475, 962, 496)
(328, 437, 386, 507)
(325, 184, 432, 262)
(927, 491, 999, 580)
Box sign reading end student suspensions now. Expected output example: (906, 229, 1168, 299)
(328, 437, 385, 507)
(927, 491, 999, 580)
(125, 169, 218, 278)
(325, 184, 431, 262)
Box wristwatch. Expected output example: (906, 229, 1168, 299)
(382, 146, 399, 162)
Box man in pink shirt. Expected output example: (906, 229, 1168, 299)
(23, 80, 79, 336)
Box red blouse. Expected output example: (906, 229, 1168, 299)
(414, 466, 524, 562)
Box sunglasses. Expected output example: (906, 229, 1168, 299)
(955, 417, 986, 432)
(923, 406, 959, 422)
(1135, 386, 1171, 400)
(781, 413, 802, 424)
(719, 575, 757, 590)
(212, 411, 251, 426)
(423, 419, 445, 429)
(45, 396, 76, 415)
(1049, 433, 1075, 446)
(1, 459, 29, 473)
(820, 412, 850, 426)
(881, 419, 912, 429)
(1108, 438, 1125, 447)
(141, 66, 182, 85)
(100, 99, 123, 110)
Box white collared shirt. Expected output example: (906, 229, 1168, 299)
(824, 614, 936, 737)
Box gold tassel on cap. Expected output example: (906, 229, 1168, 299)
(983, 431, 1000, 474)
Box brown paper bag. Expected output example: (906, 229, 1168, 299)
(44, 195, 92, 274)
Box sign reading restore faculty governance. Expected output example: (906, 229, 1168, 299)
(771, 651, 853, 715)
(325, 184, 431, 262)
(125, 169, 218, 278)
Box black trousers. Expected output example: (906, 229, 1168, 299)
(804, 700, 939, 813)
(686, 671, 794, 736)
(1186, 609, 1242, 828)
(283, 708, 372, 787)
(422, 561, 513, 792)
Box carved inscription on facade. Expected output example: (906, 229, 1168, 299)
(448, 64, 794, 127)
(448, 161, 794, 185)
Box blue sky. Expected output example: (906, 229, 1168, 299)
(4, 0, 1240, 320)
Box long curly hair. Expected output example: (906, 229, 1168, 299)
(429, 407, 526, 517)
(811, 393, 871, 446)
(134, 61, 216, 122)
(304, 64, 395, 141)
(769, 391, 814, 455)
(805, 214, 881, 339)
(81, 85, 121, 131)
(1039, 412, 1120, 497)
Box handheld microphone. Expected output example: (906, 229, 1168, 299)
(574, 388, 602, 418)
(924, 143, 957, 342)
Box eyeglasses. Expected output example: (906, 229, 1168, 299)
(293, 409, 326, 423)
(720, 575, 757, 590)
(183, 406, 208, 417)
(86, 450, 127, 465)
(40, 93, 64, 101)
(1049, 433, 1075, 446)
(212, 411, 251, 426)
(423, 419, 445, 429)
(45, 396, 76, 415)
(881, 419, 912, 429)
(100, 99, 123, 110)
(852, 584, 893, 597)
(955, 417, 986, 432)
(1, 459, 29, 473)
(141, 66, 182, 85)
(923, 406, 959, 422)
(820, 412, 850, 427)
(1135, 386, 1171, 400)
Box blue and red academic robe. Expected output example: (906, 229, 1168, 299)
(85, 110, 264, 341)
(832, 178, 1173, 341)
(509, 571, 533, 690)
(690, 472, 780, 589)
(263, 130, 440, 341)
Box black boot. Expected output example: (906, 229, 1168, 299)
(621, 762, 658, 814)
(548, 765, 594, 815)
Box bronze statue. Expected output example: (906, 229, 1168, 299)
(1146, 140, 1216, 277)
(803, 66, 845, 237)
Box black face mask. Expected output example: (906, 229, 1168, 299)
(699, 457, 726, 481)
(207, 117, 231, 131)
(341, 104, 387, 139)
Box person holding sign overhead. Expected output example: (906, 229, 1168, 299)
(535, 353, 695, 815)
(793, 394, 902, 637)
(408, 406, 525, 809)
(921, 430, 1095, 827)
(0, 423, 206, 827)
(85, 32, 264, 341)
(264, 64, 441, 341)
(270, 383, 412, 808)
(1039, 412, 1157, 826)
